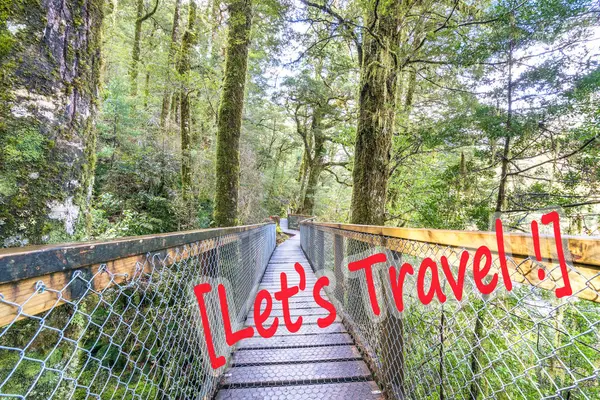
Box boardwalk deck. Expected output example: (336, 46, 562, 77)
(215, 224, 383, 399)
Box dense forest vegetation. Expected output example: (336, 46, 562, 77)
(1, 0, 599, 246)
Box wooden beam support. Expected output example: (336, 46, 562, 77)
(306, 224, 600, 303)
(304, 222, 600, 268)
(0, 229, 255, 327)
(0, 223, 272, 284)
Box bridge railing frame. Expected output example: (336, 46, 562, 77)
(0, 223, 276, 399)
(287, 213, 313, 230)
(300, 220, 600, 400)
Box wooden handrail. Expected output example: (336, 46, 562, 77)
(0, 223, 275, 327)
(302, 221, 600, 303)
(302, 221, 600, 268)
(0, 223, 273, 284)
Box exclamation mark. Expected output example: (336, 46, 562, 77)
(531, 220, 546, 280)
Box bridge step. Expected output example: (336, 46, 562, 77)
(237, 332, 353, 349)
(266, 307, 329, 317)
(215, 228, 383, 398)
(232, 345, 362, 365)
(215, 381, 383, 399)
(245, 314, 339, 326)
(221, 360, 372, 386)
(253, 322, 347, 336)
(268, 300, 319, 309)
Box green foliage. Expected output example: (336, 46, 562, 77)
(3, 127, 45, 164)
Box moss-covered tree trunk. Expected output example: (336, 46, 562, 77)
(129, 0, 157, 96)
(177, 0, 197, 221)
(213, 0, 252, 227)
(495, 26, 515, 214)
(130, 0, 144, 95)
(160, 0, 182, 129)
(0, 0, 104, 246)
(300, 110, 325, 215)
(350, 0, 401, 225)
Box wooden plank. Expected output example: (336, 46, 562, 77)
(237, 333, 353, 349)
(221, 360, 372, 386)
(307, 222, 600, 267)
(305, 224, 600, 303)
(231, 345, 362, 365)
(0, 223, 272, 284)
(215, 381, 383, 400)
(0, 235, 251, 327)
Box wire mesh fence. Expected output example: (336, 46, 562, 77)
(0, 223, 276, 399)
(301, 222, 600, 400)
(287, 214, 313, 230)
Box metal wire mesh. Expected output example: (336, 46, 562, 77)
(300, 223, 600, 400)
(287, 215, 312, 230)
(213, 232, 385, 399)
(0, 224, 276, 399)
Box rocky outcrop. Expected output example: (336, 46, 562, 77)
(0, 0, 104, 245)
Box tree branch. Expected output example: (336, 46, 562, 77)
(138, 0, 159, 23)
(323, 167, 352, 186)
(507, 136, 597, 176)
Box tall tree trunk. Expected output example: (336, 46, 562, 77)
(300, 110, 325, 215)
(178, 0, 197, 221)
(296, 128, 312, 212)
(213, 0, 252, 227)
(0, 0, 104, 246)
(350, 1, 401, 225)
(129, 0, 158, 96)
(209, 0, 222, 63)
(160, 0, 182, 129)
(130, 0, 144, 95)
(298, 148, 309, 197)
(144, 68, 151, 108)
(494, 18, 515, 214)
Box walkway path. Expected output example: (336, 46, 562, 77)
(215, 226, 383, 399)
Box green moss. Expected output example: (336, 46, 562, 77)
(214, 0, 253, 227)
(3, 127, 45, 164)
(0, 0, 104, 244)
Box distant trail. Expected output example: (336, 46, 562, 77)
(280, 218, 299, 236)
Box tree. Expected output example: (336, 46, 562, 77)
(159, 0, 183, 129)
(349, 0, 403, 225)
(177, 0, 199, 221)
(130, 0, 159, 95)
(298, 0, 478, 225)
(213, 0, 253, 226)
(0, 0, 104, 245)
(282, 63, 353, 215)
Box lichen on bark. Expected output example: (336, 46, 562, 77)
(0, 0, 104, 245)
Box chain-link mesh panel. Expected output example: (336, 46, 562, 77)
(287, 215, 312, 230)
(301, 223, 600, 400)
(0, 224, 275, 399)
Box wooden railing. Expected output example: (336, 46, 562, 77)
(0, 224, 276, 398)
(300, 220, 600, 399)
(287, 213, 313, 230)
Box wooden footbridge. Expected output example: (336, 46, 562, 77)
(216, 221, 383, 399)
(0, 217, 598, 399)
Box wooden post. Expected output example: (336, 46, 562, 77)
(379, 248, 406, 399)
(317, 229, 325, 271)
(469, 300, 485, 400)
(334, 234, 345, 304)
